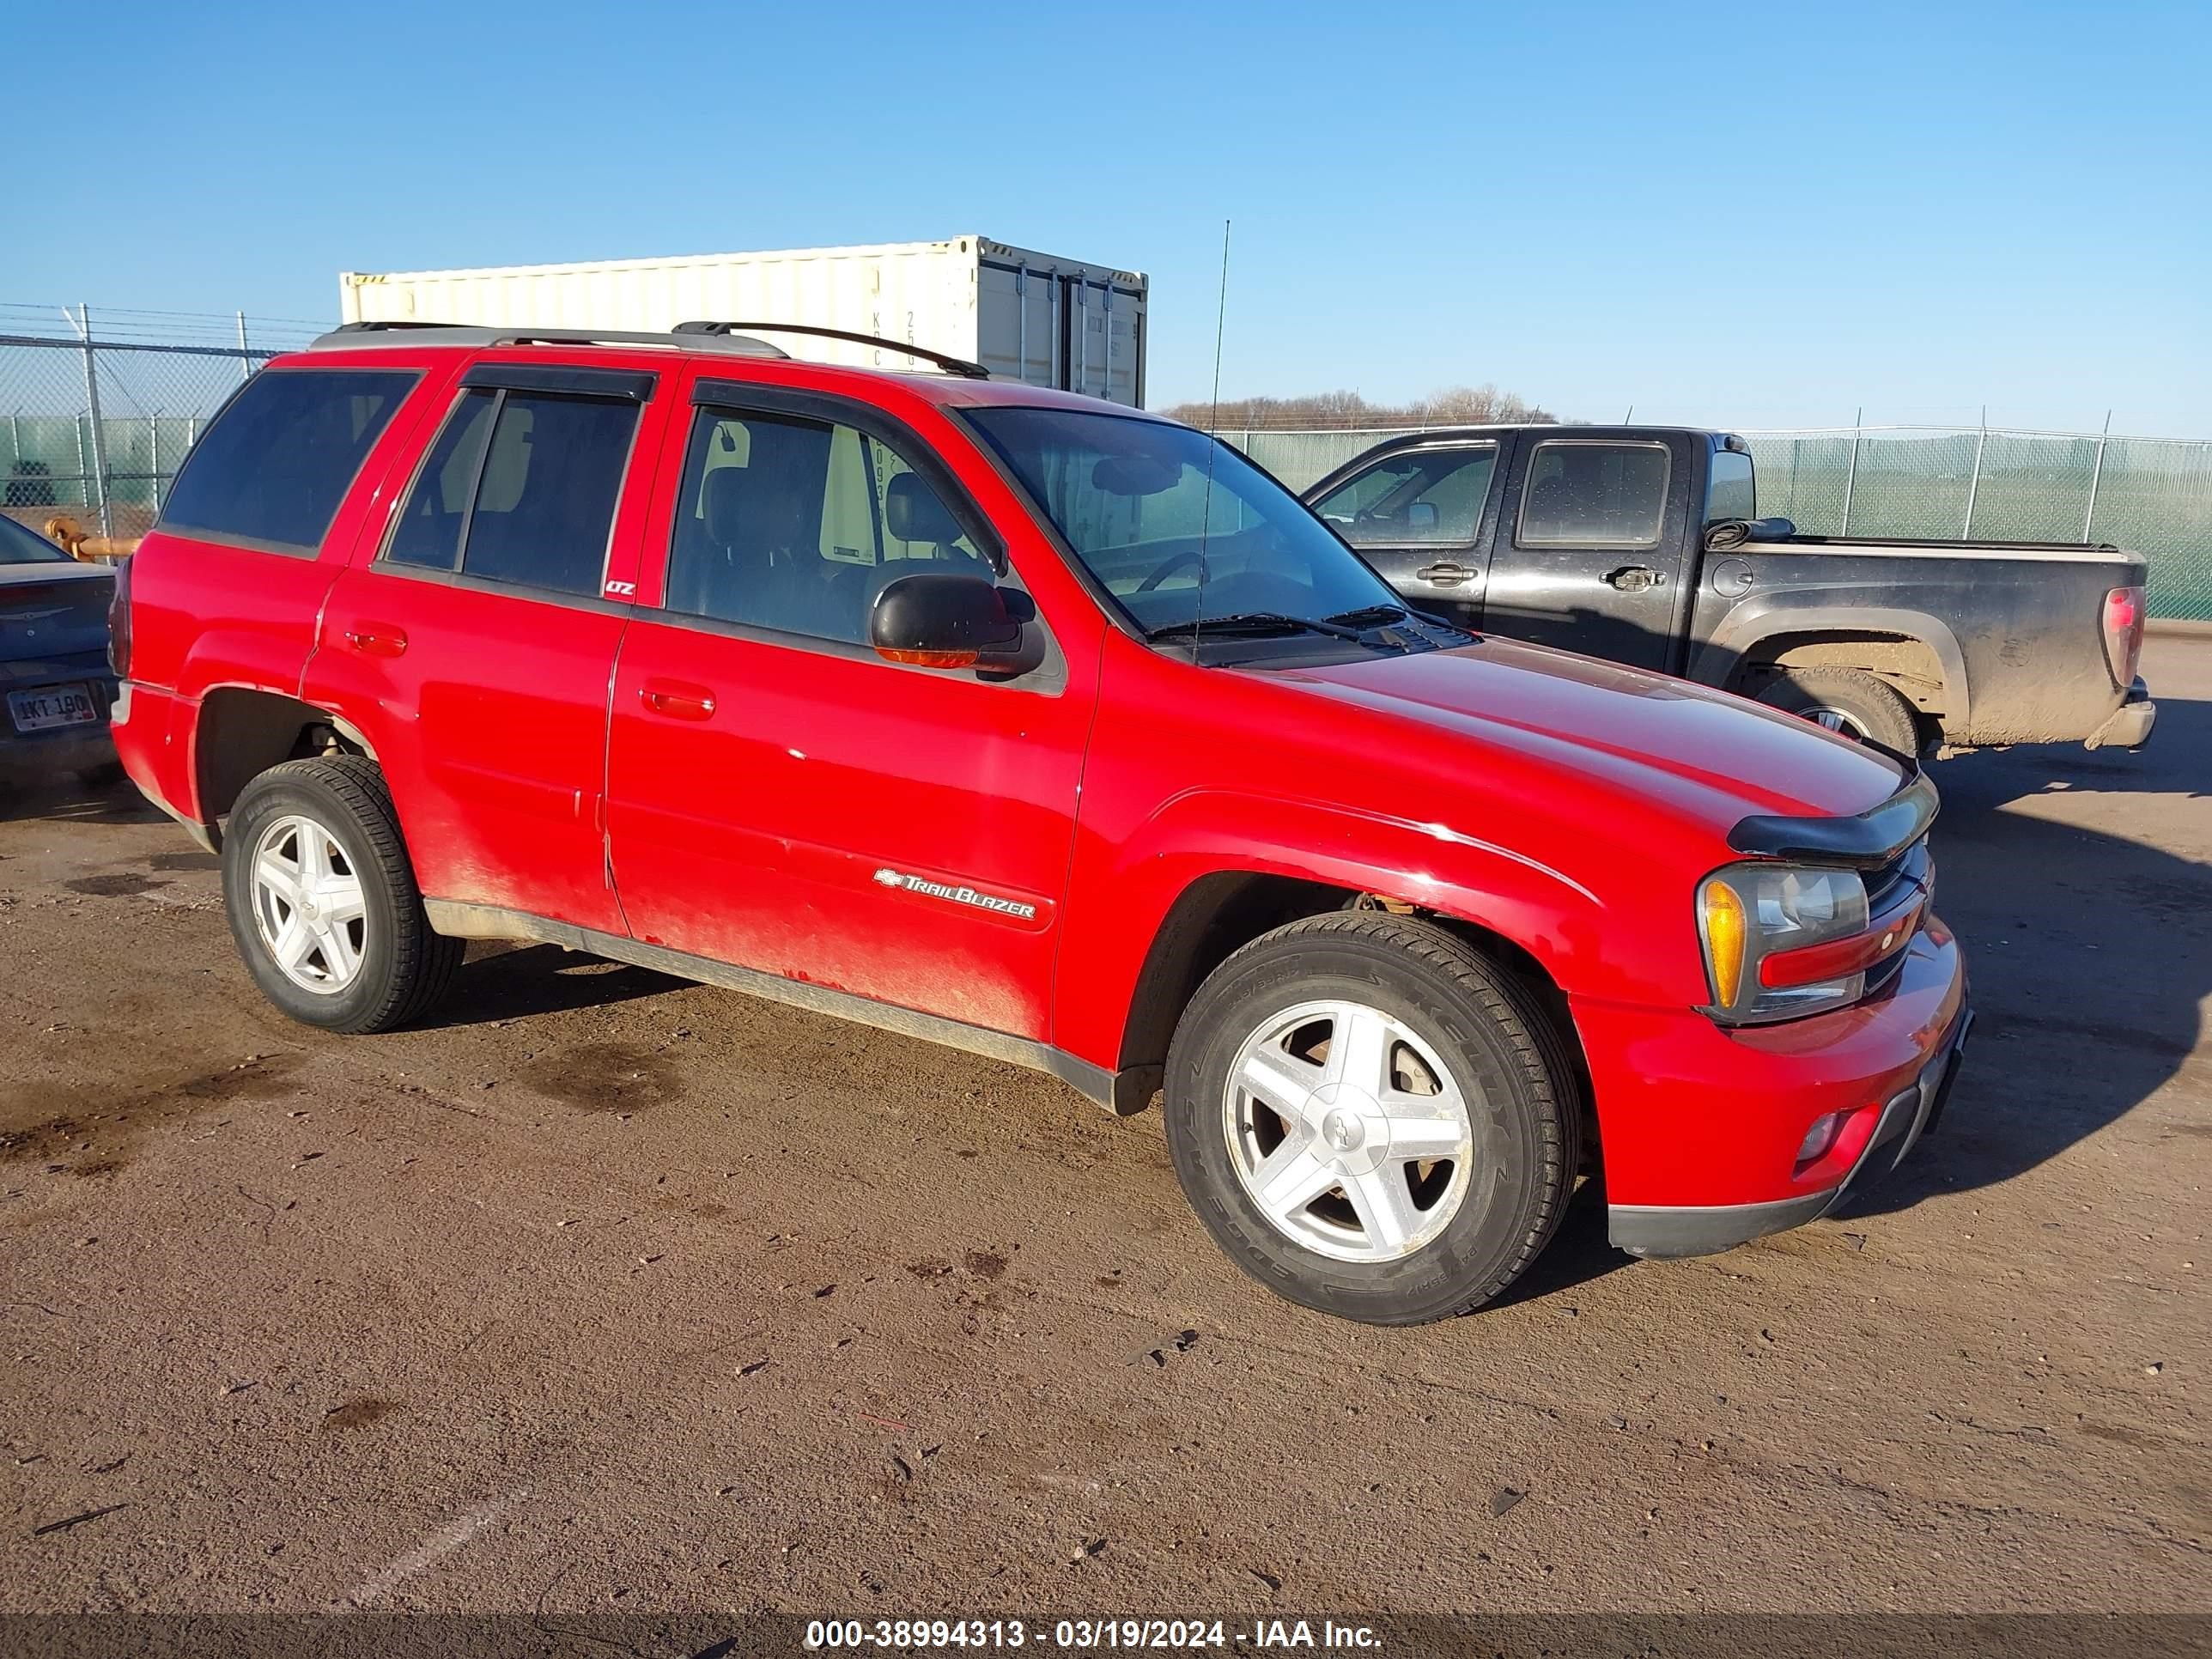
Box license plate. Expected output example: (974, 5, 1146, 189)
(7, 684, 99, 732)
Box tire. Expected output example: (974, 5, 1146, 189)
(1163, 912, 1580, 1325)
(220, 757, 462, 1033)
(1755, 666, 1921, 755)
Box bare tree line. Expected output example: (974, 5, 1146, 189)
(1162, 384, 1560, 430)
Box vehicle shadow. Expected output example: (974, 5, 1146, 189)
(423, 942, 687, 1028)
(0, 769, 162, 825)
(1492, 678, 2209, 1300)
(1832, 683, 2209, 1220)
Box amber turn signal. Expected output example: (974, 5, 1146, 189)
(1701, 878, 1747, 1007)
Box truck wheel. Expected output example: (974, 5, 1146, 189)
(1163, 912, 1579, 1325)
(221, 757, 461, 1034)
(1757, 666, 1920, 754)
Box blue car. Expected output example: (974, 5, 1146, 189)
(0, 515, 118, 783)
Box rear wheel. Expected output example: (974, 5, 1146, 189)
(221, 757, 461, 1033)
(1163, 912, 1578, 1325)
(1756, 665, 1921, 754)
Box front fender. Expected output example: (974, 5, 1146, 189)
(1050, 784, 1673, 1076)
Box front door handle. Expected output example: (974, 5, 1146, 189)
(1415, 561, 1476, 587)
(1606, 565, 1662, 593)
(641, 679, 717, 721)
(344, 623, 408, 658)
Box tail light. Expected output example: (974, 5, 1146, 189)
(2101, 586, 2144, 690)
(107, 555, 132, 679)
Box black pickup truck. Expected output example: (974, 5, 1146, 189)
(1302, 426, 2156, 754)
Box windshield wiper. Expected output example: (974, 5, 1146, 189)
(1144, 611, 1367, 643)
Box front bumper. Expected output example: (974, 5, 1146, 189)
(1574, 916, 1967, 1255)
(1610, 1005, 1972, 1258)
(2085, 677, 2155, 750)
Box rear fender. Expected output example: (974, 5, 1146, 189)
(1691, 599, 1971, 728)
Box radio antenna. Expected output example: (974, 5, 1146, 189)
(1193, 218, 1231, 653)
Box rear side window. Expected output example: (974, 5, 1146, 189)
(159, 368, 417, 554)
(385, 388, 639, 598)
(1516, 441, 1670, 548)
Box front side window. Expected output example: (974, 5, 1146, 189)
(385, 388, 638, 598)
(1311, 445, 1498, 546)
(1516, 441, 1670, 548)
(1707, 450, 1757, 523)
(963, 406, 1407, 640)
(161, 368, 417, 553)
(664, 408, 988, 644)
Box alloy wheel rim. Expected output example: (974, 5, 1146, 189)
(1805, 704, 1872, 740)
(1222, 998, 1477, 1263)
(250, 814, 368, 995)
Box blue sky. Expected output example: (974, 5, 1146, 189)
(10, 0, 2209, 434)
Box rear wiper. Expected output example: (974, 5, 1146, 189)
(1144, 611, 1366, 643)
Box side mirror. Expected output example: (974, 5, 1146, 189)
(869, 572, 1022, 669)
(1405, 501, 1440, 533)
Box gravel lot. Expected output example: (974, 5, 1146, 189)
(1, 639, 2205, 1622)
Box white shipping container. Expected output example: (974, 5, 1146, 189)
(339, 235, 1149, 406)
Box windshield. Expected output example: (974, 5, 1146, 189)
(963, 407, 1405, 638)
(0, 515, 72, 564)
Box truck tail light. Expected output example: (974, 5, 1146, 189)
(107, 554, 132, 680)
(2102, 585, 2144, 689)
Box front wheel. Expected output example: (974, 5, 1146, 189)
(221, 757, 462, 1033)
(1163, 912, 1580, 1325)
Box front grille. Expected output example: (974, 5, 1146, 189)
(1857, 836, 1932, 1002)
(1864, 836, 1931, 915)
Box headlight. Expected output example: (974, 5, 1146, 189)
(1698, 863, 1877, 1024)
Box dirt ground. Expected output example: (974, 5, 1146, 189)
(0, 640, 2204, 1625)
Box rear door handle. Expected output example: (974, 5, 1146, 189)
(1606, 565, 1662, 592)
(1415, 561, 1476, 587)
(641, 679, 717, 720)
(344, 623, 408, 658)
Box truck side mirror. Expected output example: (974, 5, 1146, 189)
(869, 572, 1023, 669)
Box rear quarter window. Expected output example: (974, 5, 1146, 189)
(158, 368, 419, 555)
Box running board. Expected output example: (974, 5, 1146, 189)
(421, 899, 1129, 1113)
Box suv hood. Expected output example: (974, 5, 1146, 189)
(1273, 636, 1907, 829)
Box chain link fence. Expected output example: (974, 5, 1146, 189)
(1223, 424, 2212, 620)
(1, 305, 324, 544)
(7, 305, 2207, 621)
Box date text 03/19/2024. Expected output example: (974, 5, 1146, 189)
(803, 1619, 1383, 1650)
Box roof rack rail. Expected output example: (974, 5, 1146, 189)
(673, 320, 990, 380)
(307, 323, 789, 359)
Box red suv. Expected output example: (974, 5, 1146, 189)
(111, 323, 1969, 1324)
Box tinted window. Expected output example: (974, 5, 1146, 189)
(385, 389, 637, 598)
(665, 409, 987, 644)
(1707, 451, 1756, 522)
(1312, 445, 1497, 545)
(964, 406, 1403, 639)
(387, 390, 495, 572)
(0, 515, 71, 563)
(161, 368, 416, 553)
(1516, 441, 1669, 547)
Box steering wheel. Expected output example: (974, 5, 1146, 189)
(1137, 548, 1204, 592)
